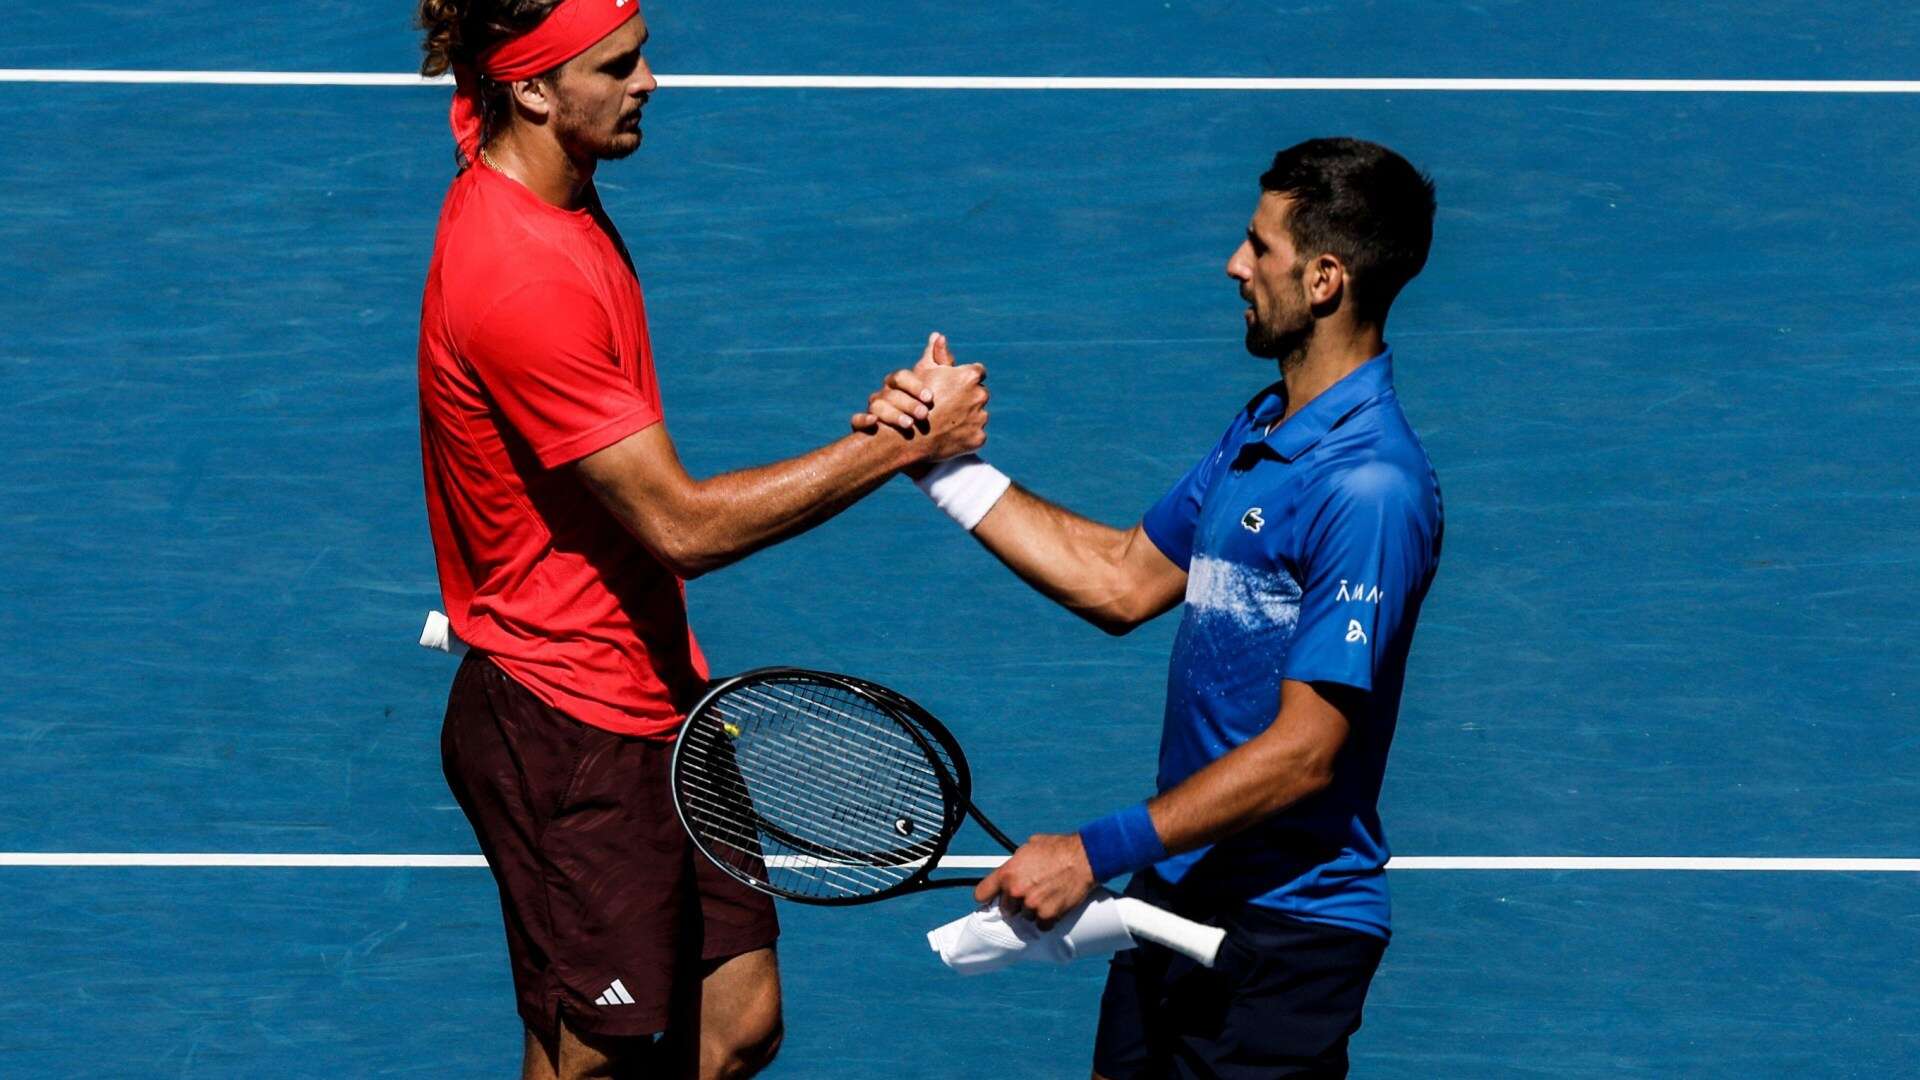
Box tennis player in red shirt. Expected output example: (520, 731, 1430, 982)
(415, 3, 988, 1077)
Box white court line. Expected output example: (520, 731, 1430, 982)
(0, 852, 490, 868)
(2, 852, 1917, 871)
(1386, 857, 1920, 872)
(0, 70, 1917, 93)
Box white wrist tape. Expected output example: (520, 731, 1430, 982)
(913, 454, 1011, 531)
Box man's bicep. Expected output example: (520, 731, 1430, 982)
(1119, 523, 1189, 623)
(1268, 680, 1354, 758)
(575, 423, 695, 551)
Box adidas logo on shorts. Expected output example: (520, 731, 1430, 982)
(594, 979, 637, 1007)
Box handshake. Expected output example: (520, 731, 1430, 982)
(848, 332, 990, 470)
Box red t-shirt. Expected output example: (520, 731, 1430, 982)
(417, 164, 707, 738)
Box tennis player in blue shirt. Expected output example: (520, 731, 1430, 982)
(869, 138, 1441, 1077)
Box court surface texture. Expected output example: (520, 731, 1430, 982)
(2, 2, 1916, 1076)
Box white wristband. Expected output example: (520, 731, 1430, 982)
(913, 454, 1012, 531)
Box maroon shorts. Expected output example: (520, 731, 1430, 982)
(440, 653, 779, 1041)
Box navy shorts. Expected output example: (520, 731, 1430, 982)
(441, 653, 779, 1043)
(1093, 870, 1386, 1079)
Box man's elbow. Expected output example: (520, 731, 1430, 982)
(580, 457, 727, 579)
(1257, 746, 1340, 817)
(651, 533, 723, 580)
(1086, 550, 1177, 636)
(1086, 595, 1152, 636)
(1298, 760, 1337, 799)
(617, 507, 723, 580)
(1290, 752, 1341, 806)
(662, 553, 714, 581)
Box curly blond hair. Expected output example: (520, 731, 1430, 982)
(417, 0, 563, 164)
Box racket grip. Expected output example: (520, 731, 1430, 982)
(420, 611, 468, 656)
(1115, 898, 1226, 968)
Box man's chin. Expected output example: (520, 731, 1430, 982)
(1245, 321, 1309, 362)
(590, 129, 643, 162)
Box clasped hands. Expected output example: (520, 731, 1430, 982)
(851, 333, 988, 466)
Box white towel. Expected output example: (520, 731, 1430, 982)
(419, 611, 468, 656)
(927, 887, 1138, 975)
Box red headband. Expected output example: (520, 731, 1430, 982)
(450, 0, 642, 160)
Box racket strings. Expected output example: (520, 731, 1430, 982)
(680, 742, 910, 898)
(676, 676, 962, 900)
(848, 682, 966, 794)
(737, 682, 953, 845)
(677, 720, 939, 823)
(687, 722, 940, 891)
(674, 762, 942, 874)
(728, 687, 949, 798)
(714, 689, 952, 835)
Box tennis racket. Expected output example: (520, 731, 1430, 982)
(669, 667, 1229, 967)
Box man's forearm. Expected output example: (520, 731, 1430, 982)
(586, 355, 989, 577)
(988, 686, 1347, 917)
(968, 485, 1153, 633)
(1146, 735, 1336, 856)
(1144, 682, 1350, 856)
(590, 428, 916, 578)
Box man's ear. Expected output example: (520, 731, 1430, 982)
(1304, 252, 1347, 311)
(507, 76, 554, 120)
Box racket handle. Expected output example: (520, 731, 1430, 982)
(1115, 898, 1226, 968)
(420, 611, 468, 656)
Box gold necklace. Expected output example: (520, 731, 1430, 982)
(478, 144, 502, 173)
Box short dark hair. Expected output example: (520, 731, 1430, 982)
(418, 0, 564, 166)
(1259, 138, 1437, 324)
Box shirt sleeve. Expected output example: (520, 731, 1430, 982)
(463, 278, 663, 469)
(1141, 422, 1243, 570)
(1282, 462, 1437, 693)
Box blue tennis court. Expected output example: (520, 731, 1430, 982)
(3, 2, 1916, 1075)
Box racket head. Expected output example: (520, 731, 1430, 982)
(671, 668, 973, 906)
(836, 674, 974, 801)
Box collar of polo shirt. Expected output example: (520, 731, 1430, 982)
(1250, 350, 1396, 462)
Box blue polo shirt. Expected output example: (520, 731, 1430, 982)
(1139, 351, 1442, 939)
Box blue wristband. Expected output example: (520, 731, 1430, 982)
(1078, 802, 1168, 882)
